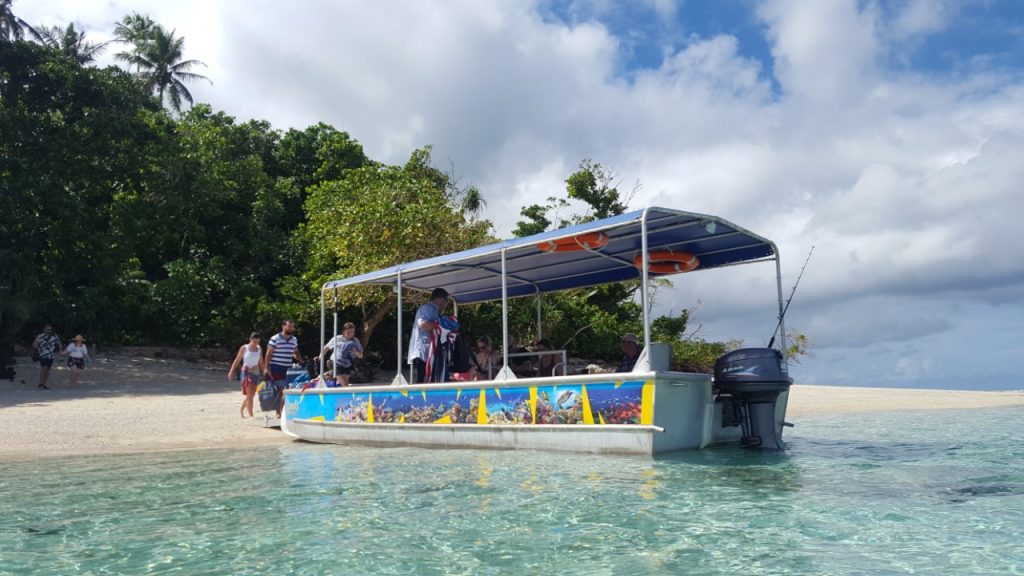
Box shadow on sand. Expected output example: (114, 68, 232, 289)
(0, 355, 235, 409)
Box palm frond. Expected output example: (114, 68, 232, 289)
(0, 0, 36, 42)
(169, 59, 207, 71)
(27, 24, 57, 46)
(30, 23, 109, 64)
(113, 12, 155, 44)
(172, 78, 194, 104)
(172, 71, 211, 84)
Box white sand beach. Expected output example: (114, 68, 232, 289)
(1, 355, 288, 460)
(785, 384, 1024, 416)
(2, 355, 1022, 460)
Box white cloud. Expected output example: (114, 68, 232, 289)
(890, 0, 955, 39)
(758, 0, 880, 102)
(648, 0, 678, 23)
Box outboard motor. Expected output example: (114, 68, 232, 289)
(714, 348, 792, 450)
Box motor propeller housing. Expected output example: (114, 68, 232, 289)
(714, 348, 793, 450)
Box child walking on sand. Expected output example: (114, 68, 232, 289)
(64, 335, 90, 386)
(228, 332, 264, 418)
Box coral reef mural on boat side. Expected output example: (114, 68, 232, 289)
(285, 381, 652, 426)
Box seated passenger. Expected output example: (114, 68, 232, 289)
(498, 335, 533, 377)
(617, 333, 640, 373)
(535, 338, 557, 377)
(471, 336, 494, 380)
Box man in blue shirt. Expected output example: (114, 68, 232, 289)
(264, 319, 302, 416)
(407, 288, 448, 383)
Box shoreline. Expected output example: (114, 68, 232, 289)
(2, 356, 1022, 460)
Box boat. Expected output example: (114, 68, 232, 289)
(281, 207, 793, 454)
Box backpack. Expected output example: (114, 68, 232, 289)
(257, 381, 278, 412)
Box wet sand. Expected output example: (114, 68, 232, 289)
(1, 356, 1021, 459)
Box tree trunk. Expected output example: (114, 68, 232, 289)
(360, 298, 395, 348)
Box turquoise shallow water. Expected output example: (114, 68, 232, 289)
(2, 407, 1023, 575)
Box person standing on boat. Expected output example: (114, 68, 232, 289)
(264, 320, 301, 417)
(321, 322, 363, 386)
(229, 332, 264, 418)
(32, 324, 61, 389)
(617, 333, 640, 372)
(407, 288, 448, 384)
(63, 334, 90, 386)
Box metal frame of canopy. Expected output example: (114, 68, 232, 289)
(318, 207, 787, 384)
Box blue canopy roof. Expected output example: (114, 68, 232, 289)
(323, 207, 777, 304)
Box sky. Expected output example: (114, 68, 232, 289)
(20, 0, 1024, 390)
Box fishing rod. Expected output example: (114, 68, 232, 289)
(767, 245, 814, 349)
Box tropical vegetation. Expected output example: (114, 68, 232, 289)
(0, 2, 806, 371)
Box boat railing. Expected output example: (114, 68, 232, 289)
(504, 349, 569, 377)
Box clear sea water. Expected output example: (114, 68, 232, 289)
(2, 407, 1022, 576)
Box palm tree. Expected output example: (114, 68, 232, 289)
(30, 23, 109, 64)
(0, 0, 36, 43)
(116, 23, 210, 113)
(461, 186, 487, 220)
(112, 12, 155, 71)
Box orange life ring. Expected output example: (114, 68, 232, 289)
(537, 232, 609, 253)
(633, 250, 699, 274)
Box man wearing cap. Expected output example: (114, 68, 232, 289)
(407, 288, 449, 383)
(617, 333, 640, 373)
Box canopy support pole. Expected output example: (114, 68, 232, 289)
(502, 248, 509, 370)
(640, 208, 652, 354)
(392, 270, 408, 386)
(774, 252, 788, 370)
(331, 291, 338, 375)
(495, 248, 516, 381)
(535, 290, 542, 343)
(319, 290, 326, 377)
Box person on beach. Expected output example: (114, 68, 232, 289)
(264, 320, 301, 417)
(407, 288, 448, 383)
(617, 332, 640, 373)
(321, 322, 363, 386)
(63, 334, 90, 386)
(32, 324, 61, 389)
(229, 332, 264, 418)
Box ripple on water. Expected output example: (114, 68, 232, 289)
(0, 407, 1022, 575)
